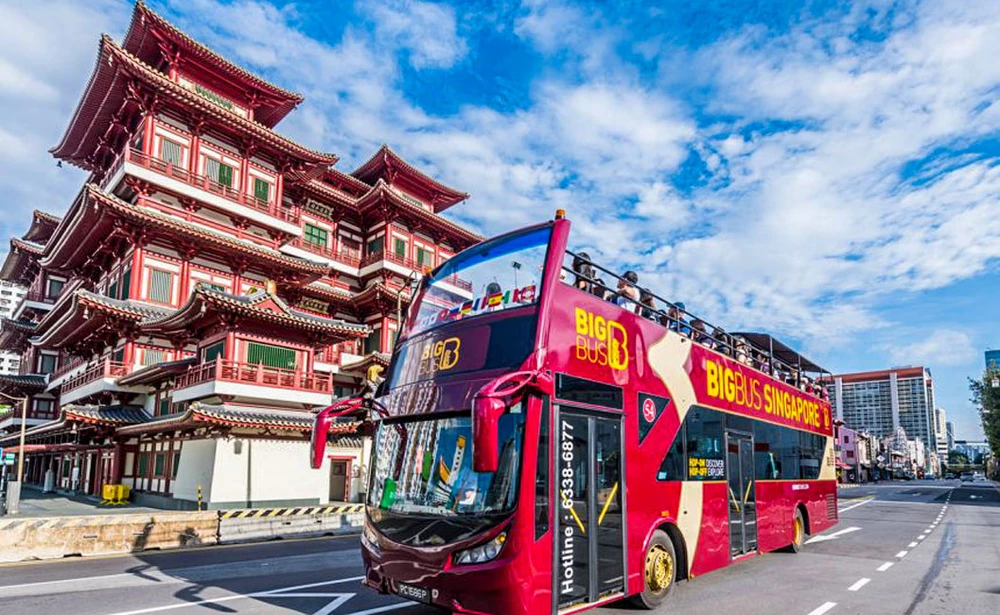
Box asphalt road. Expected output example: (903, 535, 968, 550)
(0, 480, 997, 615)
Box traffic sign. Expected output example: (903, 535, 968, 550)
(2, 453, 14, 463)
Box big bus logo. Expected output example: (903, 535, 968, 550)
(574, 307, 629, 371)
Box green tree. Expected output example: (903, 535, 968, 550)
(949, 450, 969, 465)
(970, 367, 1000, 461)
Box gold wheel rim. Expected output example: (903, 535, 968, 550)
(794, 517, 804, 545)
(645, 544, 673, 594)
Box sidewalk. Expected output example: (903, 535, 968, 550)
(6, 488, 159, 518)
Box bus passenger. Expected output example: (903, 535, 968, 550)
(691, 319, 711, 346)
(592, 278, 610, 300)
(714, 327, 731, 356)
(572, 252, 594, 292)
(614, 271, 641, 313)
(639, 289, 658, 321)
(667, 302, 692, 336)
(735, 338, 752, 365)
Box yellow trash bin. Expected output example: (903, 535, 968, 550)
(115, 484, 130, 503)
(101, 484, 117, 503)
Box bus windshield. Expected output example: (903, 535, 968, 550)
(408, 225, 551, 338)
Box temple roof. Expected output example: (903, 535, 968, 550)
(352, 145, 468, 212)
(30, 288, 171, 349)
(51, 36, 335, 175)
(123, 2, 303, 128)
(0, 404, 150, 445)
(0, 238, 43, 285)
(141, 286, 369, 343)
(116, 357, 197, 386)
(115, 402, 360, 436)
(0, 374, 46, 396)
(340, 352, 390, 376)
(354, 180, 481, 247)
(42, 185, 328, 282)
(0, 318, 37, 352)
(350, 282, 411, 313)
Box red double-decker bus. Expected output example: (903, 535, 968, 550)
(312, 212, 837, 615)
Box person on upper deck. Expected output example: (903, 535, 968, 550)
(614, 271, 641, 313)
(572, 252, 595, 293)
(592, 278, 610, 301)
(713, 327, 731, 356)
(666, 302, 691, 336)
(639, 290, 658, 320)
(691, 319, 711, 346)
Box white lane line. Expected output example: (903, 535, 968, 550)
(896, 550, 909, 558)
(805, 526, 862, 544)
(838, 498, 874, 513)
(806, 602, 838, 615)
(877, 562, 894, 572)
(104, 576, 365, 615)
(341, 605, 415, 615)
(918, 535, 927, 540)
(908, 542, 918, 548)
(848, 578, 871, 592)
(0, 572, 130, 591)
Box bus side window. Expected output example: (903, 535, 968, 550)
(535, 399, 550, 539)
(656, 424, 686, 481)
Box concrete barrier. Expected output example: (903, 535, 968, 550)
(0, 511, 218, 563)
(218, 504, 364, 544)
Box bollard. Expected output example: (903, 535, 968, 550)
(197, 484, 202, 511)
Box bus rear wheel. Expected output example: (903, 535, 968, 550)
(787, 508, 806, 553)
(632, 530, 676, 609)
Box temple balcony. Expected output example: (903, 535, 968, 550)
(60, 359, 147, 406)
(104, 148, 302, 237)
(172, 358, 334, 407)
(282, 237, 362, 272)
(359, 250, 472, 292)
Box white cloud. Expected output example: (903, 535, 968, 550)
(362, 0, 468, 69)
(884, 329, 978, 367)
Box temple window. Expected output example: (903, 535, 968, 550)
(394, 237, 407, 258)
(36, 352, 57, 374)
(252, 177, 271, 203)
(202, 341, 225, 363)
(364, 329, 382, 355)
(45, 277, 65, 299)
(205, 157, 235, 188)
(246, 341, 297, 370)
(142, 348, 166, 366)
(159, 138, 184, 167)
(367, 235, 384, 255)
(416, 246, 433, 267)
(304, 223, 329, 247)
(148, 268, 175, 304)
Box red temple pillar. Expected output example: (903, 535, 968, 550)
(143, 113, 155, 157)
(110, 441, 126, 484)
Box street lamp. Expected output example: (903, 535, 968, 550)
(0, 391, 28, 515)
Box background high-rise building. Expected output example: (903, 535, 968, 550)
(935, 407, 948, 464)
(946, 421, 955, 452)
(828, 367, 938, 469)
(0, 280, 26, 375)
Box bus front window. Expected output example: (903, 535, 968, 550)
(367, 407, 526, 546)
(409, 226, 551, 337)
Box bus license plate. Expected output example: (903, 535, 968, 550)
(396, 582, 430, 603)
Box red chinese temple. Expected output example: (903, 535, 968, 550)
(0, 1, 479, 509)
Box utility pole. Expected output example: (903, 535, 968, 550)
(0, 392, 28, 515)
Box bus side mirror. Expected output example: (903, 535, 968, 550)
(472, 396, 505, 473)
(311, 411, 332, 469)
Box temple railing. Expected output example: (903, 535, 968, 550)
(288, 238, 362, 267)
(361, 250, 473, 291)
(50, 357, 86, 382)
(126, 148, 300, 225)
(62, 359, 131, 393)
(175, 358, 333, 394)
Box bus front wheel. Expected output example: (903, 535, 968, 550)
(632, 530, 676, 609)
(787, 508, 806, 553)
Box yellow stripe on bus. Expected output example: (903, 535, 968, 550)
(598, 482, 619, 526)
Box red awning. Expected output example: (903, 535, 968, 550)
(3, 443, 98, 454)
(835, 459, 851, 469)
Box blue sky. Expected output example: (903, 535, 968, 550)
(0, 0, 997, 439)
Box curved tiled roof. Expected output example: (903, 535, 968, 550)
(116, 402, 361, 436)
(352, 144, 468, 209)
(41, 185, 328, 279)
(141, 286, 369, 338)
(63, 404, 151, 425)
(355, 180, 482, 246)
(126, 2, 303, 125)
(76, 289, 174, 320)
(0, 374, 47, 395)
(340, 352, 391, 375)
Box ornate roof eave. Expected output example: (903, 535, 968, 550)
(303, 281, 355, 305)
(350, 282, 410, 311)
(0, 374, 47, 397)
(116, 357, 196, 386)
(300, 176, 363, 211)
(51, 36, 336, 175)
(355, 181, 482, 247)
(0, 239, 42, 284)
(30, 288, 166, 349)
(140, 286, 369, 340)
(0, 404, 149, 445)
(0, 318, 37, 352)
(23, 210, 62, 244)
(339, 352, 390, 376)
(126, 2, 303, 126)
(115, 402, 356, 436)
(351, 144, 468, 210)
(40, 185, 328, 281)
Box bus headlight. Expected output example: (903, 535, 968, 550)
(362, 521, 381, 557)
(453, 531, 507, 566)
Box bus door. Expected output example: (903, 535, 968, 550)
(726, 430, 758, 557)
(554, 407, 625, 611)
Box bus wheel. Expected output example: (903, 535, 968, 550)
(632, 530, 676, 609)
(788, 508, 806, 553)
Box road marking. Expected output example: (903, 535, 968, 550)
(0, 572, 131, 591)
(877, 562, 894, 572)
(311, 594, 356, 615)
(805, 602, 838, 615)
(848, 578, 871, 592)
(838, 498, 874, 513)
(895, 550, 908, 558)
(908, 542, 918, 547)
(918, 535, 926, 540)
(805, 526, 861, 544)
(104, 576, 365, 615)
(341, 605, 415, 615)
